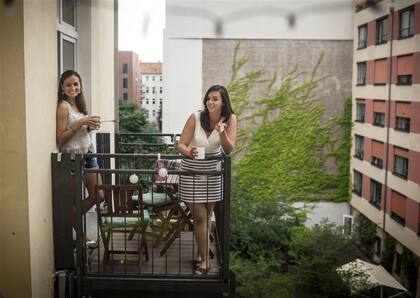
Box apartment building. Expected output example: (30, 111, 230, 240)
(351, 1, 420, 296)
(139, 62, 163, 125)
(117, 51, 141, 106)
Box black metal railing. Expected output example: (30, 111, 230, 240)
(51, 133, 235, 297)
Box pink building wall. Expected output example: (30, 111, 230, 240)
(117, 51, 140, 107)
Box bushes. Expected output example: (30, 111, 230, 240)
(228, 43, 354, 297)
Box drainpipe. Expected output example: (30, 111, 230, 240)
(381, 5, 394, 256)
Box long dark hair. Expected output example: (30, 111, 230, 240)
(57, 70, 87, 115)
(200, 85, 234, 132)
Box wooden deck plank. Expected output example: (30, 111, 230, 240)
(87, 231, 220, 276)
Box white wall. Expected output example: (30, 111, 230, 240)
(23, 1, 58, 297)
(166, 0, 353, 40)
(163, 0, 354, 133)
(294, 201, 352, 228)
(163, 37, 203, 133)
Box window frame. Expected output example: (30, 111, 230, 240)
(57, 0, 78, 75)
(399, 6, 414, 39)
(376, 16, 388, 45)
(371, 156, 383, 169)
(370, 179, 382, 209)
(394, 155, 408, 179)
(342, 215, 354, 235)
(354, 135, 364, 160)
(123, 78, 128, 89)
(395, 116, 410, 132)
(356, 103, 365, 122)
(123, 63, 128, 74)
(353, 170, 363, 196)
(357, 62, 367, 85)
(397, 74, 412, 85)
(373, 112, 385, 127)
(122, 93, 128, 100)
(358, 24, 368, 49)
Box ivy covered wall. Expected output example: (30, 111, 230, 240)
(228, 43, 352, 203)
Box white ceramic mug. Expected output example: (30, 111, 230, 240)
(196, 146, 205, 160)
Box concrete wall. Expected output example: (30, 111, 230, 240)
(0, 1, 32, 297)
(0, 1, 115, 297)
(202, 39, 353, 119)
(91, 0, 116, 141)
(23, 1, 58, 297)
(163, 37, 203, 133)
(166, 0, 353, 40)
(163, 0, 354, 134)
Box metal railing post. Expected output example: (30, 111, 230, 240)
(222, 155, 231, 280)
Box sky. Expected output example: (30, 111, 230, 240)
(118, 0, 165, 62)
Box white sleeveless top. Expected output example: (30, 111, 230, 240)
(59, 100, 94, 154)
(189, 111, 222, 154)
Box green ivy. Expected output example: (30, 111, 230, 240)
(354, 214, 377, 258)
(381, 233, 396, 272)
(401, 247, 419, 294)
(228, 43, 352, 203)
(228, 43, 355, 298)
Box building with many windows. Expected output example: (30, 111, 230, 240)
(351, 1, 420, 296)
(139, 62, 163, 126)
(117, 51, 141, 106)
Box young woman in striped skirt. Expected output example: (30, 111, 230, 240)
(177, 85, 237, 274)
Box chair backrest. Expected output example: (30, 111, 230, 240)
(154, 159, 181, 184)
(96, 184, 143, 218)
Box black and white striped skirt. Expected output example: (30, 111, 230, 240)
(179, 152, 223, 203)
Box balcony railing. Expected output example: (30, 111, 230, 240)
(51, 133, 235, 298)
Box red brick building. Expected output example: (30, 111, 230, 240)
(351, 1, 420, 296)
(117, 51, 140, 107)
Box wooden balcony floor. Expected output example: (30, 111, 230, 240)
(85, 226, 220, 276)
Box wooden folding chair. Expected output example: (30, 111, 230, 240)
(97, 184, 149, 267)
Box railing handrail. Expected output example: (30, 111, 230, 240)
(117, 133, 180, 137)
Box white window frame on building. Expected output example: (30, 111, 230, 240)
(356, 102, 365, 122)
(358, 24, 367, 49)
(353, 170, 362, 196)
(57, 0, 78, 75)
(342, 215, 353, 235)
(357, 62, 366, 85)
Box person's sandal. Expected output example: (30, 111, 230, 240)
(194, 266, 210, 275)
(86, 239, 98, 249)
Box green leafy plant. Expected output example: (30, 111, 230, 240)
(227, 43, 354, 297)
(228, 44, 351, 203)
(381, 233, 396, 272)
(354, 214, 377, 258)
(401, 247, 419, 295)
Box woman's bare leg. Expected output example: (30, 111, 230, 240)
(84, 172, 104, 213)
(187, 202, 211, 270)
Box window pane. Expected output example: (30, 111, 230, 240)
(62, 0, 75, 26)
(123, 63, 128, 73)
(396, 117, 410, 132)
(395, 156, 408, 177)
(356, 104, 365, 122)
(354, 171, 362, 195)
(63, 39, 75, 71)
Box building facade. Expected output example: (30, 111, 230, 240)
(351, 0, 420, 296)
(163, 0, 354, 134)
(117, 51, 141, 106)
(139, 62, 163, 125)
(0, 1, 116, 297)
